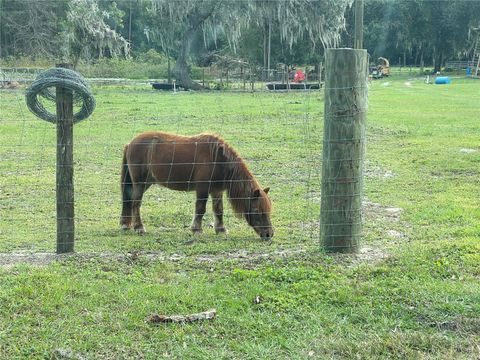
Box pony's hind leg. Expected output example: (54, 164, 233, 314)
(120, 184, 134, 230)
(131, 182, 151, 235)
(120, 146, 133, 230)
(191, 189, 208, 234)
(211, 190, 227, 234)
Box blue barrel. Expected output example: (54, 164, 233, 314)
(435, 76, 451, 84)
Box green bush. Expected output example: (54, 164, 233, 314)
(0, 52, 210, 81)
(136, 49, 168, 64)
(77, 58, 170, 79)
(0, 56, 53, 68)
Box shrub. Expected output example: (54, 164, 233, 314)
(77, 58, 169, 79)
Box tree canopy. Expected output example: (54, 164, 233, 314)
(344, 0, 480, 71)
(144, 0, 352, 88)
(64, 0, 130, 66)
(1, 0, 480, 77)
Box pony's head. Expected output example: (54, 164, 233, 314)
(246, 187, 273, 240)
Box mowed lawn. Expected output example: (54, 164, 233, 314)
(0, 76, 479, 359)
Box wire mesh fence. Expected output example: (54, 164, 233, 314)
(1, 66, 478, 256)
(0, 81, 323, 254)
(1, 65, 323, 91)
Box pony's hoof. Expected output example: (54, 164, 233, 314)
(135, 226, 146, 235)
(215, 227, 228, 235)
(121, 223, 131, 231)
(191, 228, 203, 235)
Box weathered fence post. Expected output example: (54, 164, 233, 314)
(320, 48, 368, 253)
(354, 0, 364, 49)
(56, 63, 75, 253)
(25, 65, 95, 254)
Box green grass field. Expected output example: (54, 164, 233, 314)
(0, 76, 479, 359)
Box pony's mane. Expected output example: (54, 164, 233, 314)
(194, 133, 263, 219)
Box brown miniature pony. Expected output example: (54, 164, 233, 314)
(120, 132, 273, 240)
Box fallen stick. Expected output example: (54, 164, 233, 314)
(147, 309, 217, 324)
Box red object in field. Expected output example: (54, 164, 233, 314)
(293, 69, 305, 83)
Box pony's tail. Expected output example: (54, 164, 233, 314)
(120, 145, 133, 228)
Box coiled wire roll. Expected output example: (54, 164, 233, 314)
(25, 68, 95, 123)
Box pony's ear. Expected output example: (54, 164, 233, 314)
(253, 189, 261, 198)
(263, 187, 270, 194)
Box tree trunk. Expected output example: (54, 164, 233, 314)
(167, 55, 171, 83)
(128, 1, 132, 46)
(0, 0, 4, 58)
(263, 23, 267, 80)
(173, 2, 220, 90)
(173, 27, 205, 90)
(434, 52, 443, 73)
(267, 20, 271, 80)
(171, 3, 218, 90)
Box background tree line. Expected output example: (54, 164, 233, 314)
(1, 0, 480, 84)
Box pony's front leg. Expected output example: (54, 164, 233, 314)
(211, 191, 227, 234)
(191, 189, 208, 234)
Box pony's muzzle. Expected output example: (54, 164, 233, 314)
(260, 228, 274, 241)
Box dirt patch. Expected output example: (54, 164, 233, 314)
(386, 229, 404, 238)
(0, 248, 311, 269)
(330, 245, 389, 267)
(0, 252, 61, 269)
(1, 201, 405, 269)
(0, 246, 391, 270)
(415, 315, 480, 335)
(364, 165, 397, 179)
(303, 201, 403, 232)
(0, 81, 21, 89)
(460, 148, 477, 154)
(53, 348, 87, 360)
(363, 200, 409, 245)
(363, 200, 402, 222)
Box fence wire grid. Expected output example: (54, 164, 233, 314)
(0, 76, 326, 254)
(2, 69, 478, 255)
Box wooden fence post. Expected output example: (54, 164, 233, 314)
(320, 49, 368, 253)
(56, 63, 75, 253)
(354, 0, 364, 49)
